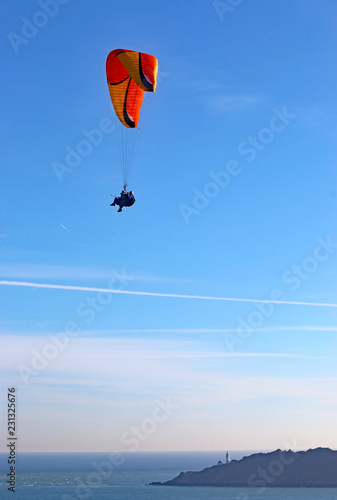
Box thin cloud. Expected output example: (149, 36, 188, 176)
(136, 352, 311, 359)
(268, 326, 337, 332)
(0, 264, 123, 280)
(209, 94, 268, 113)
(79, 326, 337, 336)
(94, 326, 337, 335)
(175, 78, 226, 92)
(4, 326, 337, 337)
(0, 266, 191, 283)
(2, 335, 336, 406)
(1, 280, 337, 308)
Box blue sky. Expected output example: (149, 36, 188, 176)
(1, 0, 337, 452)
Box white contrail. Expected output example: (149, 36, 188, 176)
(1, 280, 337, 308)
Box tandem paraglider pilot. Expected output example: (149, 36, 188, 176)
(110, 189, 135, 212)
(106, 49, 157, 214)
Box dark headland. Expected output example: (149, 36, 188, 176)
(150, 448, 337, 487)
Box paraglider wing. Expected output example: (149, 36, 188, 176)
(106, 49, 158, 128)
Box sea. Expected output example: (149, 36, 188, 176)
(0, 451, 336, 500)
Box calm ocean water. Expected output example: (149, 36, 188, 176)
(0, 452, 336, 499)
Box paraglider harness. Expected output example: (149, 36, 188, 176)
(110, 186, 135, 212)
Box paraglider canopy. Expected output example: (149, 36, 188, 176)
(106, 49, 158, 128)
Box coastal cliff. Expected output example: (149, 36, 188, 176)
(151, 448, 337, 487)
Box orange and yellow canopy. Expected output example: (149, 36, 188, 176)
(106, 49, 158, 128)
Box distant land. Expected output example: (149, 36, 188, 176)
(150, 448, 337, 488)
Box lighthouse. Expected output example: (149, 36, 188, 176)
(226, 451, 230, 464)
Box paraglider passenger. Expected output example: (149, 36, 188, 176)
(110, 190, 135, 212)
